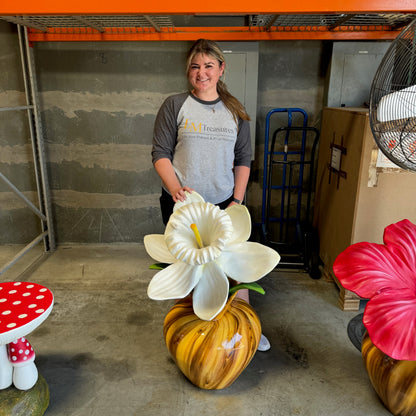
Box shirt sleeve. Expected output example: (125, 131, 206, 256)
(234, 118, 252, 167)
(152, 94, 186, 165)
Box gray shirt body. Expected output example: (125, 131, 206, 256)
(152, 92, 251, 204)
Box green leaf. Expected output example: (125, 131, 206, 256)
(229, 282, 265, 295)
(149, 263, 169, 270)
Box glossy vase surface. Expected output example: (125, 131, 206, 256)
(163, 293, 261, 390)
(362, 331, 416, 416)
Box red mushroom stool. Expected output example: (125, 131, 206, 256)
(0, 282, 53, 390)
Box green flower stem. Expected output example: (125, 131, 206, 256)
(149, 263, 170, 270)
(229, 282, 265, 295)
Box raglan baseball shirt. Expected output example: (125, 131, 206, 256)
(152, 92, 252, 204)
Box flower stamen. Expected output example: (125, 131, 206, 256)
(190, 223, 203, 249)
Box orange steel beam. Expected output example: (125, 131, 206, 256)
(27, 26, 402, 42)
(0, 0, 415, 15)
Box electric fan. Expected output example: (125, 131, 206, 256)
(369, 18, 416, 171)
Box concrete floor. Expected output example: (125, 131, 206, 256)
(0, 244, 390, 416)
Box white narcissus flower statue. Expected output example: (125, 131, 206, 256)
(144, 191, 280, 321)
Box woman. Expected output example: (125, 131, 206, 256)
(151, 39, 270, 351)
(152, 38, 251, 223)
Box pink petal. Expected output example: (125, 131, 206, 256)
(363, 288, 416, 360)
(383, 219, 416, 268)
(333, 241, 413, 299)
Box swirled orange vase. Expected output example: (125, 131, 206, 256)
(163, 293, 261, 390)
(362, 331, 416, 416)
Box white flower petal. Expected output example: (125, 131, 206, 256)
(193, 262, 229, 321)
(217, 242, 280, 283)
(173, 191, 205, 212)
(225, 204, 252, 244)
(147, 263, 203, 300)
(146, 197, 280, 316)
(165, 202, 233, 265)
(144, 234, 176, 264)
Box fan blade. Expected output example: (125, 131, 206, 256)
(377, 84, 416, 122)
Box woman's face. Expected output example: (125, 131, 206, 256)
(187, 53, 225, 100)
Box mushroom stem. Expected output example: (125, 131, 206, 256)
(0, 345, 13, 390)
(12, 361, 38, 391)
(8, 338, 38, 390)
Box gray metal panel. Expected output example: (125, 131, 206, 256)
(220, 42, 259, 158)
(327, 41, 391, 108)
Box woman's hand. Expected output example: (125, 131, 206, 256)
(171, 186, 194, 203)
(154, 159, 194, 203)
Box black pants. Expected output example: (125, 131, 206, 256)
(159, 188, 234, 225)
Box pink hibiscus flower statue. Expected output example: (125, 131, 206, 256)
(333, 219, 416, 361)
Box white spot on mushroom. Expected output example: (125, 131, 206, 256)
(35, 309, 45, 314)
(22, 292, 31, 297)
(14, 282, 22, 286)
(0, 298, 6, 303)
(18, 314, 28, 319)
(8, 290, 17, 294)
(26, 284, 34, 289)
(13, 300, 21, 305)
(7, 323, 16, 328)
(28, 304, 37, 309)
(39, 288, 47, 292)
(36, 295, 45, 300)
(2, 310, 11, 315)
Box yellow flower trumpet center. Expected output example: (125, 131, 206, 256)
(165, 202, 233, 265)
(190, 223, 204, 249)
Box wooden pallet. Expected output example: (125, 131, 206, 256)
(320, 266, 361, 311)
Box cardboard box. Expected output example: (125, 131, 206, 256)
(313, 107, 416, 309)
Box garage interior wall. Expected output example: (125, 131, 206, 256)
(0, 19, 389, 244)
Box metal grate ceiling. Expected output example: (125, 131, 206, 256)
(1, 13, 415, 40)
(250, 13, 415, 29)
(1, 15, 175, 32)
(1, 13, 415, 31)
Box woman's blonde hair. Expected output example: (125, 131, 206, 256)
(185, 39, 250, 123)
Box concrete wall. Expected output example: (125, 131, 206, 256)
(34, 41, 189, 243)
(0, 20, 331, 244)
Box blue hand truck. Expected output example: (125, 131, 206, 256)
(261, 108, 320, 278)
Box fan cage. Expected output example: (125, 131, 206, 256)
(369, 18, 416, 170)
